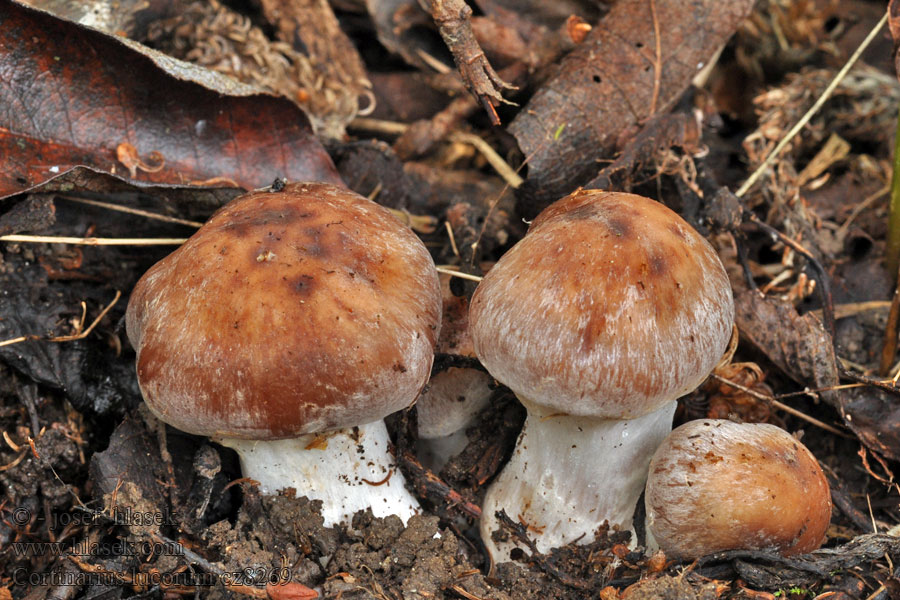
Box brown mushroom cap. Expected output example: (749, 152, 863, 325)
(126, 182, 441, 439)
(469, 190, 733, 418)
(645, 419, 832, 558)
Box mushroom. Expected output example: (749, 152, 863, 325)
(416, 272, 494, 471)
(126, 182, 441, 527)
(469, 190, 734, 558)
(645, 419, 831, 559)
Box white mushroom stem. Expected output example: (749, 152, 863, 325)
(415, 428, 471, 472)
(481, 399, 676, 562)
(416, 367, 494, 471)
(217, 420, 420, 527)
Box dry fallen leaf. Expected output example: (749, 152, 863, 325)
(733, 289, 839, 401)
(0, 0, 341, 199)
(510, 0, 756, 218)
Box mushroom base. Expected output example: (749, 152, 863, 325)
(217, 420, 420, 527)
(415, 367, 493, 471)
(481, 400, 676, 562)
(415, 428, 470, 472)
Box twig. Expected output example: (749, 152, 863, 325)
(735, 11, 888, 198)
(48, 291, 122, 343)
(399, 450, 482, 520)
(829, 474, 889, 533)
(0, 291, 121, 348)
(393, 96, 478, 160)
(417, 48, 453, 74)
(711, 374, 850, 438)
(747, 214, 836, 342)
(0, 451, 26, 472)
(430, 0, 515, 124)
(775, 383, 864, 400)
(839, 369, 900, 398)
(835, 185, 889, 241)
(808, 301, 891, 321)
(387, 208, 439, 234)
(887, 106, 900, 277)
(0, 235, 187, 245)
(445, 221, 461, 258)
(447, 585, 484, 600)
(494, 510, 591, 590)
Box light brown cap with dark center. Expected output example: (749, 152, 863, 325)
(645, 419, 832, 558)
(126, 182, 441, 439)
(468, 190, 734, 418)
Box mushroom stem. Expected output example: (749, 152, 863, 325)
(415, 367, 494, 471)
(217, 420, 420, 527)
(481, 399, 676, 561)
(416, 428, 471, 472)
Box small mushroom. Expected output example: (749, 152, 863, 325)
(126, 182, 442, 527)
(645, 419, 832, 559)
(469, 190, 734, 559)
(416, 272, 494, 471)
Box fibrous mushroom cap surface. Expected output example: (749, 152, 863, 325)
(470, 190, 734, 417)
(127, 182, 441, 438)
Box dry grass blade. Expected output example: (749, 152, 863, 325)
(348, 118, 408, 136)
(711, 374, 850, 437)
(435, 266, 483, 282)
(449, 132, 523, 188)
(0, 235, 187, 245)
(736, 11, 889, 198)
(58, 195, 204, 228)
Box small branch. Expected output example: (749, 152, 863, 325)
(494, 510, 592, 590)
(0, 291, 121, 348)
(430, 0, 516, 124)
(747, 214, 836, 343)
(711, 374, 850, 438)
(839, 369, 900, 398)
(348, 117, 409, 136)
(887, 106, 900, 276)
(399, 450, 482, 520)
(393, 96, 478, 160)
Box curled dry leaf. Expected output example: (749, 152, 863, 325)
(586, 111, 702, 193)
(733, 290, 839, 404)
(0, 0, 340, 200)
(510, 0, 756, 218)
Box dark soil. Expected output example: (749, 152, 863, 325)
(4, 0, 900, 599)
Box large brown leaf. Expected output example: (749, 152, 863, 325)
(510, 0, 755, 218)
(0, 0, 340, 199)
